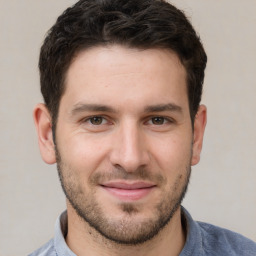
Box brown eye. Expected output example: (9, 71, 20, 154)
(89, 116, 104, 125)
(151, 117, 165, 125)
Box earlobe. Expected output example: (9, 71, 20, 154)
(33, 103, 56, 164)
(191, 105, 207, 166)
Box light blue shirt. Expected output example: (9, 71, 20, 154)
(29, 207, 256, 256)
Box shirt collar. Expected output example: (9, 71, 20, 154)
(180, 206, 203, 256)
(54, 211, 76, 256)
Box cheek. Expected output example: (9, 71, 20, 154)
(149, 133, 192, 172)
(58, 133, 111, 174)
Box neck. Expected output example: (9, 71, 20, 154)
(65, 203, 186, 256)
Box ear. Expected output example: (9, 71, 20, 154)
(191, 105, 207, 166)
(33, 103, 56, 164)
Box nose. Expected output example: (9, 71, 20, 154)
(109, 121, 150, 172)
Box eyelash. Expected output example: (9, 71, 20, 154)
(81, 115, 174, 126)
(82, 116, 109, 126)
(146, 116, 174, 125)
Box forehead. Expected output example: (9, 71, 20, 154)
(62, 45, 188, 111)
(68, 45, 185, 79)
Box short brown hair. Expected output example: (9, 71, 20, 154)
(39, 0, 207, 130)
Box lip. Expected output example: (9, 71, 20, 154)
(100, 181, 156, 201)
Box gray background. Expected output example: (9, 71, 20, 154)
(0, 0, 255, 255)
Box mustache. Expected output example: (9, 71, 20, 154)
(89, 166, 166, 185)
(55, 148, 166, 185)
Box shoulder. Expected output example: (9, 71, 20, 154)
(181, 207, 256, 256)
(197, 221, 256, 256)
(28, 239, 55, 256)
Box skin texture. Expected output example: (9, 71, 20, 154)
(34, 45, 207, 256)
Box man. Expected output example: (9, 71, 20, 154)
(30, 0, 256, 255)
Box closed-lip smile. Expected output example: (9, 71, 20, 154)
(100, 181, 156, 201)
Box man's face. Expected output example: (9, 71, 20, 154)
(51, 45, 204, 244)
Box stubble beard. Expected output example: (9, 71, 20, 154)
(55, 146, 191, 245)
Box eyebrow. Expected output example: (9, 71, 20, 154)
(70, 103, 117, 115)
(70, 102, 182, 116)
(144, 103, 182, 113)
